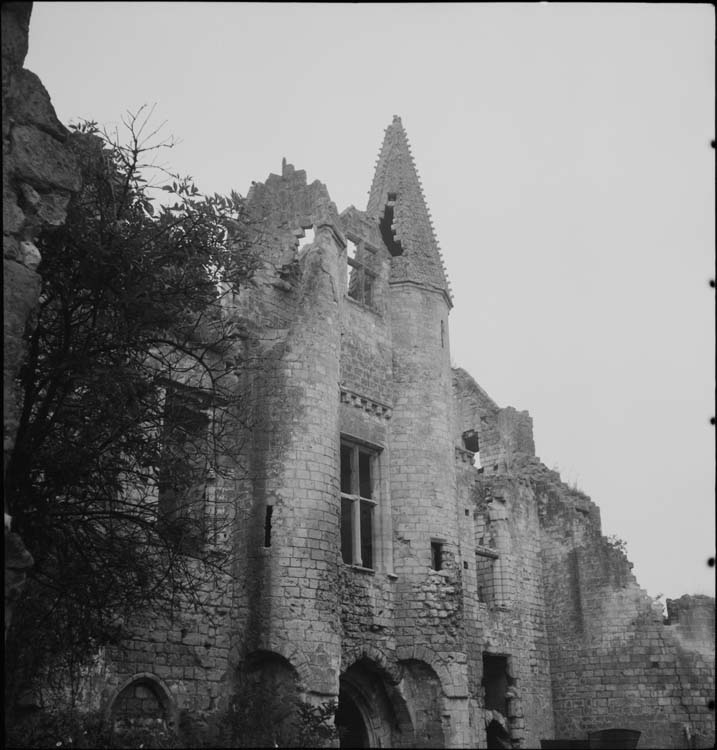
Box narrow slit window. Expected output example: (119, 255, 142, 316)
(264, 506, 273, 547)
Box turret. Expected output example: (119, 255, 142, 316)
(370, 118, 466, 692)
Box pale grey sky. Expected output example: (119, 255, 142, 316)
(26, 2, 715, 601)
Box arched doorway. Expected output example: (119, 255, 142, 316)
(336, 685, 371, 748)
(337, 658, 414, 748)
(108, 673, 177, 737)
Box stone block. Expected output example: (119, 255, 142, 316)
(5, 68, 68, 141)
(10, 124, 80, 192)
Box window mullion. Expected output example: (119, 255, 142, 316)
(350, 447, 361, 564)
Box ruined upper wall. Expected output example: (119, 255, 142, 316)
(452, 367, 535, 472)
(536, 465, 715, 747)
(665, 594, 716, 656)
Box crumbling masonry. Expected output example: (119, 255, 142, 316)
(3, 6, 715, 748)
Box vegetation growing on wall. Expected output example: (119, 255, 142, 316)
(4, 107, 259, 713)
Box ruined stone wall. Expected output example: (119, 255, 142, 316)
(471, 474, 556, 749)
(3, 1, 81, 639)
(537, 465, 715, 748)
(452, 367, 535, 474)
(665, 595, 715, 655)
(453, 368, 555, 747)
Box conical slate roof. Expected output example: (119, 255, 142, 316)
(367, 116, 452, 307)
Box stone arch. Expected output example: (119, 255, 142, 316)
(251, 640, 315, 691)
(107, 672, 177, 733)
(338, 654, 414, 748)
(341, 643, 402, 685)
(232, 649, 303, 747)
(397, 659, 446, 748)
(395, 643, 462, 697)
(238, 648, 301, 700)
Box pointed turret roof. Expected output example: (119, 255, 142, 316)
(367, 116, 452, 307)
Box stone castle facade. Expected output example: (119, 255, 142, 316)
(90, 118, 713, 748)
(3, 6, 714, 747)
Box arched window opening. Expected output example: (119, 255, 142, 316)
(111, 676, 173, 737)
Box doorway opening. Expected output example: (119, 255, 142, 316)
(336, 686, 370, 748)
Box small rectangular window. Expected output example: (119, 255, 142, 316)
(482, 654, 510, 715)
(476, 548, 499, 605)
(340, 439, 379, 569)
(431, 541, 444, 571)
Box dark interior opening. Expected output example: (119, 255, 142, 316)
(462, 429, 480, 453)
(264, 506, 273, 547)
(431, 541, 443, 571)
(486, 719, 512, 749)
(482, 653, 510, 716)
(380, 200, 403, 257)
(336, 688, 370, 748)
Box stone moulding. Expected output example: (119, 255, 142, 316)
(340, 386, 392, 420)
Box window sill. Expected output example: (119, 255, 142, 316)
(344, 563, 376, 575)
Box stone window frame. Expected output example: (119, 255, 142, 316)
(475, 545, 500, 606)
(345, 231, 378, 308)
(340, 436, 382, 571)
(157, 380, 218, 549)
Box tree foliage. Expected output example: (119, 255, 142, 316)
(5, 107, 258, 707)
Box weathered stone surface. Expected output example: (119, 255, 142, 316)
(35, 188, 72, 226)
(6, 68, 68, 141)
(1, 3, 31, 94)
(10, 125, 80, 192)
(3, 192, 25, 238)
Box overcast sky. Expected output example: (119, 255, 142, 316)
(26, 2, 715, 602)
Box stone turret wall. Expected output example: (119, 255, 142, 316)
(3, 0, 81, 639)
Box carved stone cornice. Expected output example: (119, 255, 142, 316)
(339, 386, 392, 420)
